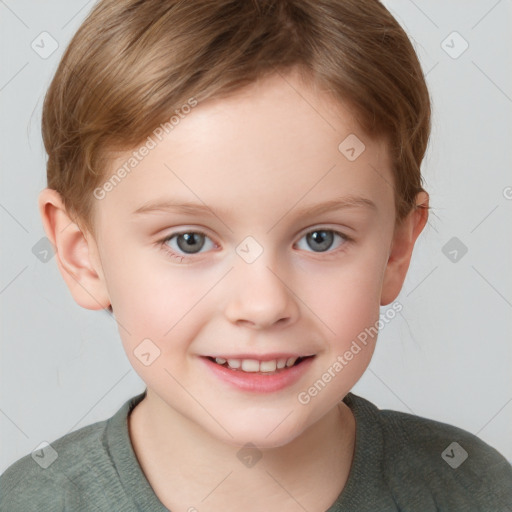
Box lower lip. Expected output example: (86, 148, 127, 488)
(201, 356, 315, 393)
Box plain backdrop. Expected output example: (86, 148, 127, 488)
(1, 0, 511, 474)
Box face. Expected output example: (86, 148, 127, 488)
(88, 70, 397, 448)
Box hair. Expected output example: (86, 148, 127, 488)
(42, 0, 431, 236)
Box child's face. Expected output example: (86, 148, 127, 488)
(81, 70, 413, 447)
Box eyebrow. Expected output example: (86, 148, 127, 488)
(133, 194, 377, 218)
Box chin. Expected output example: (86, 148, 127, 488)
(207, 413, 309, 450)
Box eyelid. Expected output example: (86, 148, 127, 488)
(295, 222, 353, 240)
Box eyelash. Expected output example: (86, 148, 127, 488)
(159, 228, 353, 263)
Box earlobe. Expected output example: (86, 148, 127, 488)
(38, 188, 111, 311)
(380, 192, 429, 306)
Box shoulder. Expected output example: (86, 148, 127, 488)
(346, 393, 512, 511)
(0, 420, 108, 512)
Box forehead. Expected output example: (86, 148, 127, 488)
(95, 71, 394, 227)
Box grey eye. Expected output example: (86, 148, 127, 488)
(164, 232, 214, 255)
(296, 229, 346, 253)
(176, 233, 205, 253)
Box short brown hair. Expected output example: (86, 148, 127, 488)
(42, 0, 431, 235)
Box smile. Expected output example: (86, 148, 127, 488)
(207, 356, 313, 374)
(201, 355, 316, 393)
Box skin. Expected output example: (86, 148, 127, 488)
(39, 68, 428, 512)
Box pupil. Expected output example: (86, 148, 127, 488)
(177, 233, 204, 253)
(308, 230, 333, 252)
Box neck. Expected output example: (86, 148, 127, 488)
(128, 391, 356, 512)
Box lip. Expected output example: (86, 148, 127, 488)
(200, 355, 316, 393)
(205, 353, 314, 362)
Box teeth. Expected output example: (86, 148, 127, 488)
(286, 357, 298, 367)
(260, 360, 277, 372)
(241, 359, 260, 372)
(213, 356, 303, 372)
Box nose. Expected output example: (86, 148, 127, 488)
(224, 256, 300, 330)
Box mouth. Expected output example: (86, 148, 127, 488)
(201, 354, 316, 393)
(204, 355, 315, 375)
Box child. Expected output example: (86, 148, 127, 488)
(1, 0, 511, 510)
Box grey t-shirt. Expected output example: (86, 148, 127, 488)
(1, 390, 511, 511)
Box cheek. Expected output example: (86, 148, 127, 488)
(100, 239, 186, 324)
(102, 248, 217, 357)
(103, 260, 206, 385)
(303, 254, 384, 329)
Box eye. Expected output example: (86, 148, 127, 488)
(294, 228, 350, 254)
(161, 230, 216, 261)
(160, 227, 351, 263)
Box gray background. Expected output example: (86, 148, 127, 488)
(1, 0, 511, 474)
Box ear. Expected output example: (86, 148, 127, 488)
(38, 188, 111, 310)
(380, 191, 429, 306)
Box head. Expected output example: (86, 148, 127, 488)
(39, 0, 430, 448)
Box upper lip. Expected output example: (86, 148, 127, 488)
(204, 353, 315, 361)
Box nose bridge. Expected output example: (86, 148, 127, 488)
(224, 238, 299, 328)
